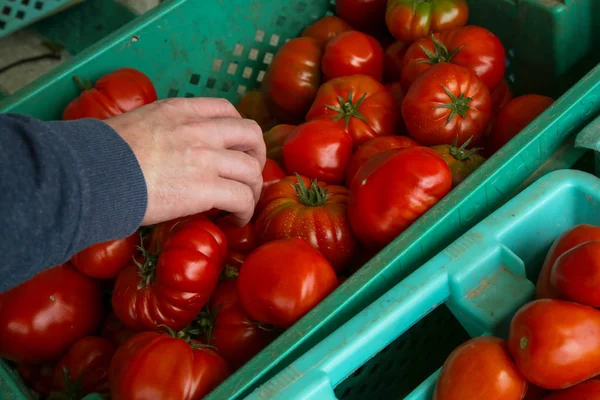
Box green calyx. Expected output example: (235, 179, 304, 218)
(418, 34, 463, 65)
(72, 76, 93, 92)
(135, 232, 159, 290)
(434, 85, 473, 124)
(222, 264, 240, 280)
(291, 174, 329, 207)
(448, 135, 482, 161)
(325, 90, 370, 129)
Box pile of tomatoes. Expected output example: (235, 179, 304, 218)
(435, 224, 600, 400)
(0, 1, 561, 399)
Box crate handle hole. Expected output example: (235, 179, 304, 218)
(206, 77, 216, 89)
(248, 48, 259, 61)
(254, 29, 265, 42)
(233, 43, 244, 56)
(276, 15, 286, 27)
(2, 6, 10, 15)
(242, 67, 253, 79)
(256, 70, 265, 83)
(237, 85, 247, 95)
(269, 34, 280, 47)
(212, 59, 223, 71)
(34, 1, 42, 10)
(263, 52, 273, 65)
(227, 62, 238, 75)
(189, 73, 201, 85)
(16, 10, 24, 19)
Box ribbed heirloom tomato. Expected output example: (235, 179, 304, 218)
(70, 232, 140, 279)
(386, 0, 469, 42)
(62, 68, 157, 120)
(402, 63, 492, 146)
(111, 214, 227, 331)
(349, 146, 452, 249)
(322, 31, 384, 81)
(401, 26, 506, 91)
(306, 74, 398, 147)
(301, 16, 353, 48)
(255, 175, 357, 272)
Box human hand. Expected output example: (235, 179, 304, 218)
(106, 97, 265, 227)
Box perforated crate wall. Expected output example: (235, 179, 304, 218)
(0, 0, 82, 37)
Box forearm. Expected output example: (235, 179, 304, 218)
(0, 114, 147, 290)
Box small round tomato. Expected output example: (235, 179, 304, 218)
(110, 331, 230, 400)
(307, 75, 399, 147)
(431, 137, 486, 187)
(301, 16, 353, 48)
(345, 135, 418, 187)
(434, 336, 527, 400)
(262, 38, 323, 123)
(100, 312, 135, 348)
(53, 336, 115, 397)
(349, 146, 452, 249)
(282, 120, 353, 184)
(402, 63, 492, 146)
(383, 41, 409, 82)
(237, 238, 338, 328)
(386, 0, 469, 42)
(551, 241, 600, 307)
(255, 175, 357, 272)
(508, 299, 600, 390)
(236, 89, 277, 132)
(488, 94, 554, 154)
(322, 31, 384, 81)
(263, 124, 296, 168)
(70, 232, 140, 279)
(0, 264, 103, 364)
(216, 217, 256, 254)
(262, 159, 286, 192)
(542, 380, 600, 400)
(62, 68, 157, 120)
(335, 0, 388, 37)
(401, 26, 506, 91)
(536, 224, 600, 299)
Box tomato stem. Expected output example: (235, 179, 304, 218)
(520, 336, 528, 350)
(292, 174, 329, 207)
(325, 90, 370, 129)
(72, 76, 93, 92)
(134, 241, 158, 289)
(222, 264, 240, 280)
(434, 85, 473, 124)
(47, 367, 84, 400)
(449, 135, 482, 161)
(417, 34, 463, 65)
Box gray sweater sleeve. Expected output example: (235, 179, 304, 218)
(0, 114, 147, 291)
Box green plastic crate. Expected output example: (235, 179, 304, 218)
(0, 0, 83, 38)
(0, 0, 598, 399)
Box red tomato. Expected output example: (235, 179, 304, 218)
(306, 74, 399, 147)
(262, 158, 286, 192)
(301, 16, 353, 48)
(216, 217, 256, 254)
(335, 0, 388, 37)
(543, 380, 600, 400)
(109, 331, 229, 400)
(112, 214, 227, 331)
(386, 0, 469, 42)
(255, 175, 357, 272)
(262, 38, 323, 123)
(349, 146, 452, 249)
(223, 251, 246, 278)
(385, 81, 404, 109)
(209, 279, 240, 311)
(100, 312, 135, 348)
(282, 120, 354, 184)
(551, 241, 600, 307)
(434, 336, 527, 400)
(488, 94, 554, 154)
(52, 336, 115, 397)
(401, 26, 506, 91)
(70, 232, 140, 279)
(345, 135, 418, 187)
(536, 225, 600, 299)
(238, 238, 338, 328)
(384, 41, 409, 82)
(0, 264, 103, 363)
(264, 124, 296, 168)
(236, 89, 277, 132)
(508, 299, 600, 390)
(431, 137, 486, 187)
(62, 68, 157, 120)
(525, 384, 549, 400)
(402, 63, 492, 146)
(322, 31, 384, 81)
(17, 363, 54, 397)
(491, 80, 513, 114)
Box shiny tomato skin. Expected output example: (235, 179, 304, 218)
(262, 158, 286, 192)
(322, 31, 384, 81)
(262, 38, 323, 123)
(109, 332, 230, 400)
(301, 16, 353, 48)
(307, 74, 398, 147)
(434, 336, 527, 400)
(536, 225, 600, 299)
(386, 0, 469, 42)
(335, 0, 388, 37)
(0, 264, 103, 363)
(237, 238, 338, 328)
(255, 175, 357, 272)
(112, 214, 227, 332)
(236, 89, 277, 132)
(345, 135, 418, 187)
(551, 241, 600, 307)
(101, 312, 135, 348)
(53, 336, 115, 396)
(264, 124, 296, 168)
(282, 120, 354, 184)
(216, 217, 256, 254)
(401, 26, 506, 91)
(384, 41, 409, 83)
(62, 68, 157, 120)
(402, 63, 492, 146)
(542, 380, 600, 400)
(71, 232, 140, 279)
(508, 299, 600, 390)
(349, 146, 452, 249)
